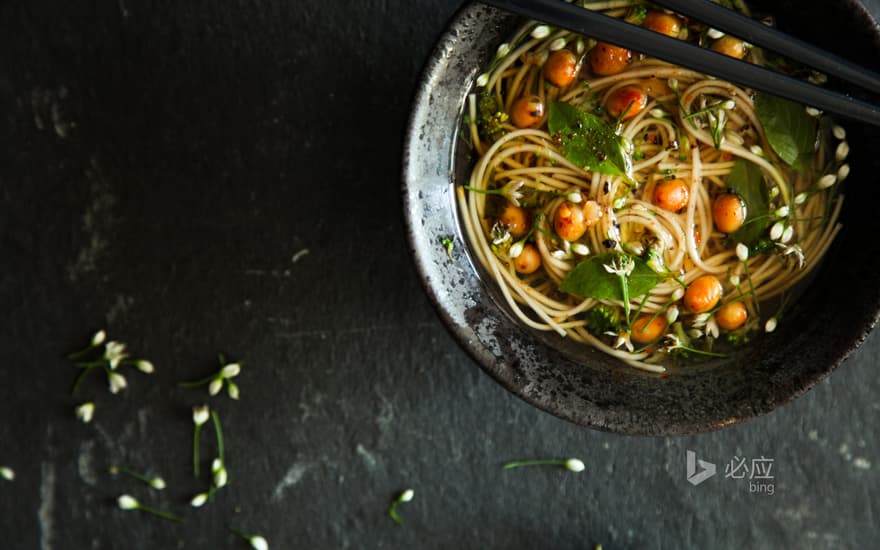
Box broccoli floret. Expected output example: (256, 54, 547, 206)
(585, 305, 622, 336)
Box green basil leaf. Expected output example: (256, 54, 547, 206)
(727, 159, 771, 247)
(755, 92, 817, 170)
(547, 102, 632, 177)
(559, 252, 664, 300)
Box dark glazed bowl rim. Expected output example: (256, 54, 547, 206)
(402, 0, 880, 435)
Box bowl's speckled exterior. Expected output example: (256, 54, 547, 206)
(403, 0, 880, 435)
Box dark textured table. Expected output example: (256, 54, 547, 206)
(1, 1, 878, 548)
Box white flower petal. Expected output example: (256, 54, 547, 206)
(76, 402, 95, 423)
(208, 378, 223, 396)
(250, 536, 269, 550)
(190, 493, 208, 508)
(117, 494, 139, 510)
(565, 458, 585, 472)
(220, 363, 241, 379)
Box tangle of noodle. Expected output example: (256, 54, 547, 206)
(457, 2, 846, 372)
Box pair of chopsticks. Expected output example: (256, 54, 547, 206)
(480, 0, 880, 126)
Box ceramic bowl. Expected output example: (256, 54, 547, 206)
(402, 0, 880, 435)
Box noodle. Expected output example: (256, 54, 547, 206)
(458, 2, 848, 371)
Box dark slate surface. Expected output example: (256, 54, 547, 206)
(0, 0, 878, 548)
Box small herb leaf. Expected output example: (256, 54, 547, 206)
(755, 92, 817, 170)
(548, 102, 632, 177)
(559, 252, 663, 300)
(727, 159, 770, 247)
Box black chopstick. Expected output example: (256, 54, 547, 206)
(656, 0, 880, 95)
(479, 0, 880, 127)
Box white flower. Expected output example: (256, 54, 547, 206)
(104, 341, 128, 369)
(250, 536, 269, 550)
(838, 164, 850, 182)
(220, 363, 241, 379)
(650, 108, 666, 119)
(76, 402, 95, 423)
(190, 493, 208, 507)
(612, 332, 634, 353)
(764, 317, 778, 333)
(781, 225, 794, 244)
(495, 43, 510, 58)
(661, 334, 683, 353)
(531, 25, 551, 39)
(832, 125, 847, 140)
(565, 458, 585, 472)
(193, 405, 210, 426)
(551, 249, 568, 260)
(476, 73, 489, 88)
(749, 145, 764, 156)
(778, 243, 805, 269)
(399, 488, 415, 502)
(666, 305, 680, 324)
(817, 174, 837, 190)
(136, 360, 155, 374)
(108, 372, 127, 394)
(0, 466, 14, 481)
(212, 458, 224, 474)
(227, 382, 240, 400)
(707, 27, 725, 39)
(769, 185, 779, 198)
(571, 243, 590, 256)
(566, 191, 583, 204)
(150, 477, 166, 490)
(721, 99, 736, 110)
(502, 180, 525, 206)
(794, 192, 807, 205)
(735, 243, 749, 262)
(214, 466, 228, 488)
(770, 221, 784, 241)
(117, 494, 139, 510)
(668, 78, 679, 92)
(729, 274, 741, 287)
(508, 241, 524, 259)
(671, 287, 685, 302)
(706, 317, 719, 338)
(774, 206, 790, 218)
(805, 107, 822, 117)
(688, 329, 704, 339)
(836, 141, 850, 162)
(603, 256, 635, 278)
(549, 37, 567, 51)
(208, 377, 223, 396)
(91, 330, 107, 346)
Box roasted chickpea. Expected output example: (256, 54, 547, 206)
(711, 36, 746, 59)
(716, 301, 748, 331)
(712, 193, 747, 233)
(588, 42, 633, 76)
(605, 85, 648, 120)
(544, 49, 579, 88)
(554, 201, 588, 242)
(652, 178, 690, 212)
(510, 96, 545, 129)
(631, 315, 668, 344)
(684, 275, 723, 313)
(514, 244, 542, 274)
(582, 200, 603, 228)
(643, 11, 681, 38)
(499, 203, 529, 238)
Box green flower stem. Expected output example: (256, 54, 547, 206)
(619, 274, 631, 326)
(112, 466, 152, 486)
(742, 261, 760, 316)
(135, 504, 182, 522)
(178, 374, 216, 388)
(193, 424, 203, 476)
(74, 360, 107, 368)
(678, 345, 728, 358)
(388, 501, 405, 525)
(71, 365, 98, 395)
(67, 343, 100, 359)
(502, 459, 566, 469)
(211, 411, 224, 464)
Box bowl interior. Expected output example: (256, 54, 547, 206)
(403, 0, 880, 435)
